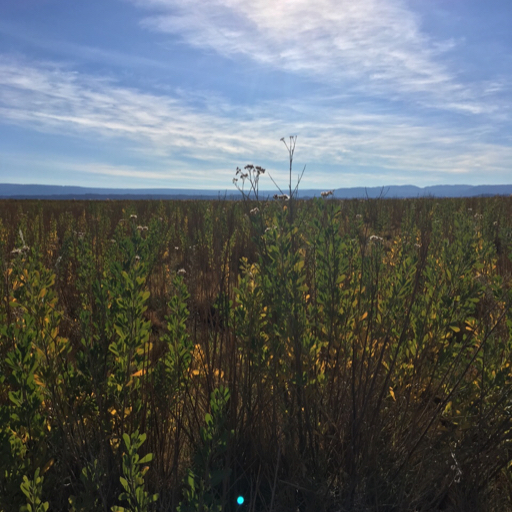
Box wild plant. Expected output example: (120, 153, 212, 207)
(0, 248, 67, 509)
(20, 468, 49, 512)
(111, 430, 158, 512)
(177, 386, 232, 512)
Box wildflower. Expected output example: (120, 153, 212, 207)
(356, 214, 362, 219)
(250, 207, 259, 215)
(493, 221, 498, 226)
(21, 245, 29, 252)
(177, 268, 186, 275)
(175, 246, 179, 251)
(321, 190, 334, 198)
(130, 214, 137, 219)
(11, 248, 22, 255)
(450, 452, 462, 484)
(137, 225, 149, 231)
(134, 255, 141, 262)
(369, 235, 383, 243)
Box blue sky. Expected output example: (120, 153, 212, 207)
(0, 0, 511, 190)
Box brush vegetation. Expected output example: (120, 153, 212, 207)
(1, 187, 512, 511)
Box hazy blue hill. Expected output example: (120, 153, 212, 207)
(0, 184, 235, 199)
(1, 183, 512, 200)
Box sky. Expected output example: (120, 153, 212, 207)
(0, 0, 511, 190)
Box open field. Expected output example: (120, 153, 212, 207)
(2, 195, 512, 511)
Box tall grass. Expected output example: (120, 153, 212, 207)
(1, 192, 512, 511)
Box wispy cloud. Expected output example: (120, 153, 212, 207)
(129, 0, 488, 111)
(0, 150, 236, 188)
(0, 54, 510, 188)
(0, 55, 275, 161)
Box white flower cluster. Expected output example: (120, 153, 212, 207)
(11, 229, 30, 254)
(11, 246, 29, 256)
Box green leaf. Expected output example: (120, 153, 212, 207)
(138, 453, 153, 464)
(119, 477, 129, 491)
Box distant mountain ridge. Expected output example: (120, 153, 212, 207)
(1, 183, 512, 200)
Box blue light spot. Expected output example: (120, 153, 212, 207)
(237, 495, 245, 505)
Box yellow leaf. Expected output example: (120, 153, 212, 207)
(42, 458, 54, 474)
(131, 368, 146, 378)
(34, 374, 46, 388)
(389, 387, 396, 401)
(361, 311, 368, 321)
